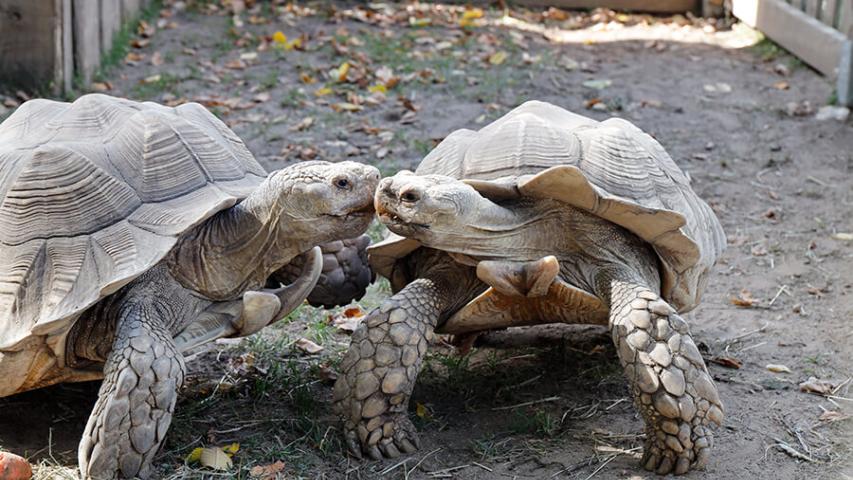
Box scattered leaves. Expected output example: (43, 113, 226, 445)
(331, 306, 366, 333)
(459, 8, 484, 28)
(582, 79, 612, 90)
(295, 338, 323, 354)
(819, 411, 849, 422)
(290, 117, 314, 131)
(709, 356, 742, 369)
(415, 402, 429, 418)
(200, 447, 233, 471)
(314, 87, 333, 97)
(488, 51, 508, 65)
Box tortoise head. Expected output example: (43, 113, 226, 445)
(375, 171, 508, 249)
(269, 161, 380, 240)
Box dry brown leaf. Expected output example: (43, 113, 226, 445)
(249, 460, 286, 479)
(772, 81, 789, 90)
(751, 244, 768, 256)
(295, 338, 323, 354)
(150, 51, 164, 66)
(332, 102, 362, 112)
(730, 289, 758, 308)
(91, 81, 112, 92)
(799, 377, 835, 395)
(818, 411, 849, 422)
(709, 356, 742, 369)
(253, 92, 271, 103)
(225, 59, 246, 70)
(140, 74, 162, 84)
(331, 307, 365, 333)
(488, 51, 508, 65)
(290, 117, 314, 131)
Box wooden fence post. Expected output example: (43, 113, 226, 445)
(838, 40, 853, 106)
(73, 0, 100, 85)
(100, 0, 120, 55)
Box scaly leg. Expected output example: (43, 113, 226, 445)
(333, 251, 481, 460)
(609, 279, 723, 475)
(78, 304, 185, 480)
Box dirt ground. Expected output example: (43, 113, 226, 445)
(1, 1, 851, 479)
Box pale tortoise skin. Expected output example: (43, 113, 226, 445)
(0, 94, 379, 480)
(333, 101, 726, 475)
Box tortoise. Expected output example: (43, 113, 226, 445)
(333, 101, 726, 475)
(0, 94, 379, 480)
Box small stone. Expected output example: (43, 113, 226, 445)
(661, 420, 679, 435)
(649, 300, 675, 316)
(665, 435, 684, 453)
(815, 105, 850, 121)
(627, 309, 651, 329)
(653, 392, 680, 418)
(678, 396, 696, 422)
(636, 364, 660, 393)
(630, 298, 649, 309)
(661, 367, 686, 396)
(381, 369, 407, 394)
(638, 291, 658, 300)
(355, 372, 379, 400)
(627, 330, 650, 350)
(362, 396, 386, 418)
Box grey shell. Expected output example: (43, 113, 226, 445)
(371, 101, 726, 312)
(0, 94, 267, 351)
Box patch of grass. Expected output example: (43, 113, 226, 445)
(130, 72, 181, 99)
(280, 87, 307, 108)
(509, 408, 560, 437)
(750, 37, 784, 62)
(94, 0, 163, 84)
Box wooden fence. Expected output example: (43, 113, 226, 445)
(0, 0, 153, 94)
(733, 0, 853, 105)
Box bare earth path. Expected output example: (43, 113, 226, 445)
(0, 2, 850, 479)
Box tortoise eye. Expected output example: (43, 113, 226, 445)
(334, 177, 351, 189)
(401, 191, 419, 203)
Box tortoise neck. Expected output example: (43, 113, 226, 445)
(166, 178, 317, 301)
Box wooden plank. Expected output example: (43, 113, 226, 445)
(0, 1, 64, 90)
(506, 0, 698, 13)
(805, 0, 819, 16)
(73, 0, 100, 84)
(838, 40, 853, 105)
(733, 0, 846, 76)
(100, 0, 120, 55)
(821, 0, 838, 26)
(121, 0, 141, 22)
(59, 0, 73, 93)
(839, 0, 853, 34)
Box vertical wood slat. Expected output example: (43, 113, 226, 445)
(838, 40, 852, 105)
(73, 0, 100, 84)
(121, 0, 141, 22)
(821, 0, 839, 26)
(59, 0, 73, 93)
(839, 0, 853, 34)
(805, 0, 820, 16)
(100, 0, 120, 55)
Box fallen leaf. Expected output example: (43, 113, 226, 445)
(799, 377, 835, 395)
(772, 81, 789, 90)
(460, 7, 484, 27)
(314, 87, 333, 97)
(290, 117, 314, 131)
(225, 59, 246, 70)
(272, 30, 287, 46)
(141, 74, 162, 84)
(150, 51, 164, 66)
(131, 38, 150, 49)
(831, 232, 853, 241)
(300, 72, 315, 84)
(331, 307, 365, 333)
(409, 16, 431, 27)
(416, 402, 428, 418)
(368, 84, 387, 94)
(703, 82, 732, 93)
(766, 364, 791, 373)
(200, 447, 232, 471)
(253, 92, 270, 103)
(751, 244, 768, 256)
(91, 81, 112, 92)
(332, 102, 362, 112)
(295, 338, 323, 354)
(819, 411, 849, 422)
(730, 289, 758, 308)
(250, 460, 286, 479)
(336, 62, 351, 82)
(222, 442, 240, 455)
(582, 79, 612, 90)
(488, 51, 508, 65)
(240, 52, 258, 61)
(710, 356, 742, 369)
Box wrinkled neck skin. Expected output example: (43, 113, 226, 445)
(167, 174, 325, 301)
(420, 197, 580, 260)
(412, 196, 660, 297)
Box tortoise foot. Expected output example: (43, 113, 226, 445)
(642, 419, 713, 475)
(344, 413, 421, 460)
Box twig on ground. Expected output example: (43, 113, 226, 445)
(492, 396, 561, 411)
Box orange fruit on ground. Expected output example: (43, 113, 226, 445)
(0, 452, 32, 480)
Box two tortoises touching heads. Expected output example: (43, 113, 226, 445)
(0, 97, 725, 478)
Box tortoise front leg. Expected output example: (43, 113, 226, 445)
(607, 278, 723, 475)
(78, 304, 185, 480)
(333, 252, 480, 460)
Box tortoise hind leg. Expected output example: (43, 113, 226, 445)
(606, 277, 723, 475)
(78, 304, 185, 480)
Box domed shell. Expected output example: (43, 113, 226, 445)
(0, 94, 267, 351)
(370, 101, 725, 312)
